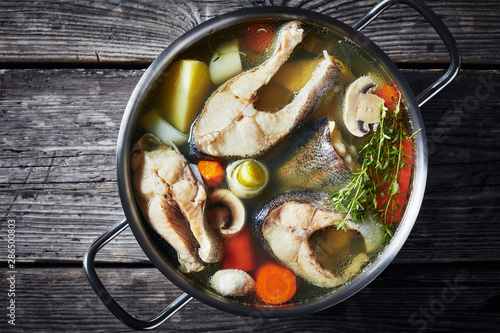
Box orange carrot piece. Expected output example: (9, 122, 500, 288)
(376, 84, 400, 110)
(398, 136, 414, 195)
(255, 262, 296, 305)
(245, 23, 274, 53)
(223, 227, 256, 272)
(197, 160, 225, 186)
(376, 135, 414, 224)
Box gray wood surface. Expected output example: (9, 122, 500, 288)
(0, 264, 497, 332)
(0, 0, 499, 332)
(0, 1, 499, 65)
(2, 68, 499, 265)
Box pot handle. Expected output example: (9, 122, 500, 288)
(352, 0, 461, 107)
(83, 218, 193, 330)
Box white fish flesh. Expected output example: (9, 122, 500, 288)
(132, 134, 223, 272)
(190, 21, 341, 159)
(255, 192, 369, 288)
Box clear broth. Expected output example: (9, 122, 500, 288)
(134, 19, 407, 306)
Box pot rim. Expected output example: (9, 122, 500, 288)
(116, 6, 427, 317)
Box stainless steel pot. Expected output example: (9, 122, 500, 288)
(83, 0, 460, 329)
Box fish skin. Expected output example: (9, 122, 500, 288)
(132, 134, 223, 272)
(190, 21, 341, 160)
(276, 117, 351, 193)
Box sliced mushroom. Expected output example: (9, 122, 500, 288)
(344, 76, 385, 137)
(209, 269, 255, 297)
(208, 189, 246, 237)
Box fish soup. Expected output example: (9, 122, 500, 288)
(131, 19, 414, 306)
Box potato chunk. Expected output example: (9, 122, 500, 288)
(209, 39, 243, 85)
(160, 59, 212, 133)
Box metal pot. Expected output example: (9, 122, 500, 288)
(84, 0, 460, 329)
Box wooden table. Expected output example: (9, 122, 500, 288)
(1, 1, 499, 331)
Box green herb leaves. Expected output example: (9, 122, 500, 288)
(332, 98, 415, 238)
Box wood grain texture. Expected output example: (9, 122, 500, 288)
(0, 264, 498, 332)
(1, 1, 498, 331)
(0, 0, 498, 66)
(0, 68, 148, 263)
(1, 68, 499, 264)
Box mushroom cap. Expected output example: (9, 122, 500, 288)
(343, 76, 385, 137)
(209, 269, 255, 297)
(208, 189, 246, 237)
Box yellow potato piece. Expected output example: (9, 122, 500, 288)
(270, 58, 322, 93)
(256, 57, 354, 113)
(160, 59, 212, 133)
(271, 57, 353, 95)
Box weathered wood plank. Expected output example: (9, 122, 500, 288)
(0, 0, 498, 66)
(0, 264, 498, 332)
(1, 68, 499, 264)
(1, 1, 497, 332)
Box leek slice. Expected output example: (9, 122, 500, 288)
(141, 108, 188, 146)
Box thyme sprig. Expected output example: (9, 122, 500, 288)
(208, 29, 246, 62)
(332, 99, 415, 236)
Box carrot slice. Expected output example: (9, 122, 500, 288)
(376, 84, 400, 110)
(223, 227, 256, 272)
(245, 23, 274, 53)
(398, 136, 414, 195)
(255, 262, 296, 305)
(376, 135, 414, 224)
(197, 160, 224, 187)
